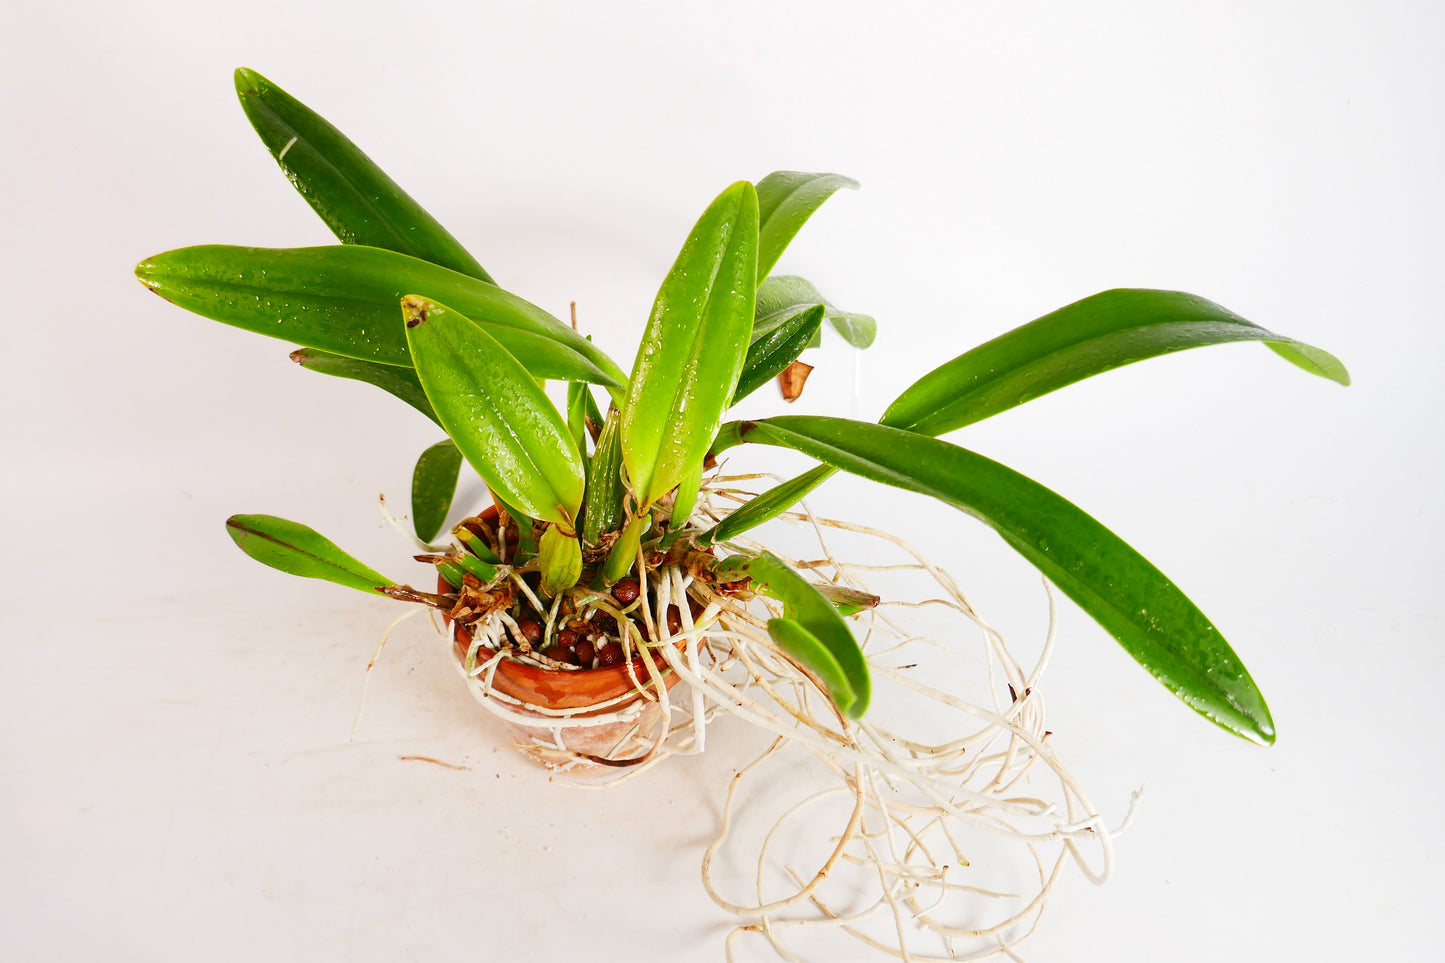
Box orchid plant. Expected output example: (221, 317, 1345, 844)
(137, 68, 1348, 742)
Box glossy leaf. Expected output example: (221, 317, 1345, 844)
(290, 347, 439, 425)
(566, 380, 590, 459)
(767, 618, 857, 717)
(411, 440, 464, 542)
(136, 245, 625, 387)
(226, 514, 394, 594)
(621, 181, 758, 507)
(884, 288, 1350, 436)
(755, 171, 859, 281)
(723, 415, 1275, 744)
(403, 296, 584, 528)
(711, 288, 1348, 545)
(670, 458, 704, 529)
(705, 462, 833, 545)
(601, 512, 649, 585)
(735, 550, 870, 719)
(581, 411, 626, 547)
(234, 67, 493, 283)
(731, 303, 825, 406)
(755, 275, 876, 349)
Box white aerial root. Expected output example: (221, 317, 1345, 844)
(418, 474, 1134, 960)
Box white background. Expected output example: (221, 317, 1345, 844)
(3, 1, 1441, 960)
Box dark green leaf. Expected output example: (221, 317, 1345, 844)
(411, 440, 464, 542)
(727, 415, 1276, 745)
(731, 304, 825, 406)
(290, 347, 439, 425)
(234, 68, 493, 282)
(711, 288, 1347, 545)
(703, 463, 833, 545)
(621, 181, 759, 507)
(226, 514, 394, 594)
(403, 296, 584, 527)
(755, 275, 875, 349)
(136, 245, 625, 387)
(883, 288, 1350, 436)
(755, 171, 859, 281)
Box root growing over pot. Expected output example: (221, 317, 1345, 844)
(424, 474, 1133, 961)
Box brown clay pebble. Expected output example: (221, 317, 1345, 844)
(516, 618, 543, 645)
(597, 642, 624, 668)
(574, 638, 596, 666)
(666, 605, 683, 635)
(611, 578, 640, 606)
(541, 645, 580, 666)
(557, 627, 580, 648)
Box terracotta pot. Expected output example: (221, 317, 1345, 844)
(440, 504, 686, 765)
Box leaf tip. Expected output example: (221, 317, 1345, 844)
(233, 67, 265, 97)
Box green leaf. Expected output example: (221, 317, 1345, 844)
(670, 458, 704, 529)
(767, 618, 857, 717)
(704, 462, 833, 545)
(755, 171, 859, 281)
(581, 410, 626, 547)
(710, 288, 1348, 545)
(234, 67, 493, 283)
(883, 288, 1350, 436)
(454, 550, 499, 585)
(566, 380, 590, 459)
(621, 181, 759, 507)
(411, 440, 464, 542)
(725, 415, 1276, 745)
(755, 275, 876, 349)
(290, 347, 439, 425)
(731, 303, 825, 406)
(403, 296, 584, 527)
(135, 245, 625, 387)
(601, 512, 650, 585)
(538, 525, 583, 595)
(733, 550, 870, 719)
(226, 514, 394, 594)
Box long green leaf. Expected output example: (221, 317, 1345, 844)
(135, 245, 625, 387)
(289, 347, 440, 425)
(722, 415, 1275, 744)
(711, 288, 1348, 544)
(755, 171, 859, 281)
(756, 275, 876, 348)
(234, 68, 493, 283)
(705, 462, 833, 545)
(731, 303, 825, 406)
(734, 550, 870, 719)
(411, 440, 464, 541)
(621, 181, 758, 507)
(226, 514, 394, 593)
(884, 288, 1349, 436)
(403, 296, 584, 527)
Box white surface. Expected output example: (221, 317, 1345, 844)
(3, 1, 1440, 960)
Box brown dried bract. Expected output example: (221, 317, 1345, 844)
(778, 360, 814, 402)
